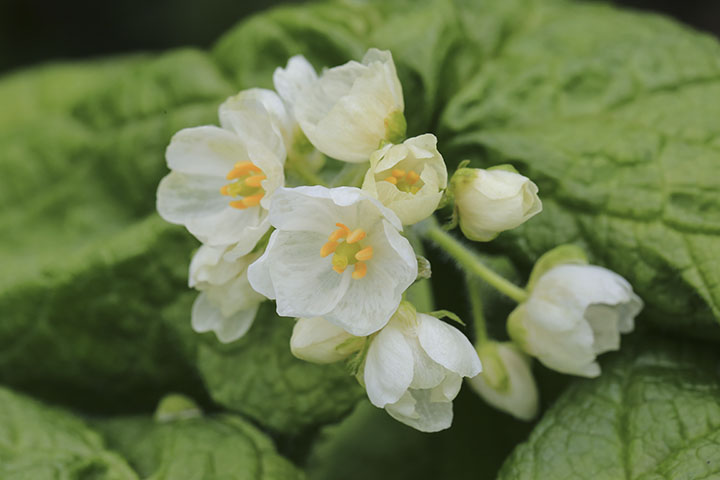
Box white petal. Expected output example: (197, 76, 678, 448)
(185, 203, 266, 247)
(191, 293, 258, 343)
(416, 313, 482, 377)
(165, 126, 247, 177)
(327, 221, 416, 336)
(290, 317, 356, 364)
(385, 388, 453, 433)
(407, 337, 447, 389)
(204, 270, 265, 316)
(247, 231, 278, 299)
(364, 324, 414, 407)
(223, 217, 271, 261)
(189, 244, 244, 288)
(273, 55, 318, 112)
(268, 186, 345, 233)
(218, 94, 287, 163)
(156, 171, 227, 225)
(467, 343, 539, 421)
(268, 230, 351, 319)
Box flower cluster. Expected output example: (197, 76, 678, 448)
(157, 48, 643, 431)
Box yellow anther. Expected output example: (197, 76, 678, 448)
(226, 161, 260, 180)
(391, 169, 406, 178)
(383, 176, 398, 185)
(244, 174, 266, 187)
(352, 262, 367, 279)
(406, 170, 420, 185)
(242, 193, 264, 208)
(229, 200, 248, 209)
(320, 241, 338, 258)
(329, 229, 347, 242)
(355, 246, 373, 262)
(346, 229, 366, 244)
(335, 223, 350, 232)
(220, 185, 231, 196)
(333, 264, 347, 274)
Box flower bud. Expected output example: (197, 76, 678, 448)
(293, 48, 405, 163)
(290, 317, 362, 364)
(362, 134, 447, 225)
(451, 166, 542, 241)
(508, 254, 643, 377)
(467, 342, 539, 421)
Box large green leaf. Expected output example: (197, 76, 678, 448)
(440, 0, 720, 336)
(0, 50, 236, 410)
(0, 386, 138, 479)
(499, 336, 720, 480)
(196, 303, 364, 435)
(95, 400, 303, 480)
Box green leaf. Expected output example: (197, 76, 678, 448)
(499, 336, 720, 480)
(94, 402, 303, 480)
(196, 303, 364, 435)
(428, 309, 466, 326)
(0, 50, 235, 411)
(0, 386, 138, 479)
(441, 0, 720, 337)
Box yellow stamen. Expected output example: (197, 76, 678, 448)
(352, 262, 367, 279)
(384, 176, 398, 185)
(391, 168, 406, 178)
(242, 193, 263, 208)
(355, 246, 373, 262)
(226, 161, 260, 180)
(406, 170, 420, 185)
(229, 200, 248, 209)
(320, 241, 338, 257)
(220, 185, 231, 195)
(346, 229, 366, 244)
(329, 229, 348, 242)
(333, 265, 347, 274)
(244, 174, 266, 187)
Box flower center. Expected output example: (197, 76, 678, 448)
(220, 161, 266, 209)
(320, 223, 374, 280)
(383, 168, 423, 194)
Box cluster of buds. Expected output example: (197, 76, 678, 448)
(156, 48, 643, 431)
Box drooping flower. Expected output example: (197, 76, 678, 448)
(361, 134, 447, 225)
(293, 48, 406, 163)
(247, 186, 417, 336)
(508, 261, 643, 377)
(290, 316, 364, 364)
(466, 342, 539, 421)
(451, 165, 542, 242)
(157, 94, 285, 258)
(189, 244, 265, 343)
(360, 303, 482, 432)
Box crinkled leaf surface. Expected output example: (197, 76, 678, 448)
(499, 336, 720, 480)
(0, 386, 138, 479)
(0, 50, 236, 410)
(95, 412, 303, 480)
(441, 0, 720, 337)
(196, 303, 364, 435)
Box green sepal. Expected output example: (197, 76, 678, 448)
(487, 164, 520, 174)
(415, 255, 432, 280)
(476, 342, 511, 393)
(384, 110, 407, 145)
(346, 336, 372, 377)
(427, 309, 466, 326)
(506, 305, 529, 352)
(526, 244, 589, 292)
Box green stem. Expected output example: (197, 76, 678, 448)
(288, 161, 327, 187)
(422, 219, 528, 303)
(465, 274, 488, 344)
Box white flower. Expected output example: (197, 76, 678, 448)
(247, 186, 417, 336)
(451, 166, 542, 242)
(361, 134, 447, 225)
(189, 244, 265, 343)
(290, 316, 363, 364)
(466, 342, 539, 421)
(361, 303, 482, 432)
(293, 48, 405, 163)
(273, 55, 325, 169)
(508, 264, 643, 377)
(157, 93, 285, 257)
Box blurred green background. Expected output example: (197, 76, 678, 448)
(1, 0, 718, 74)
